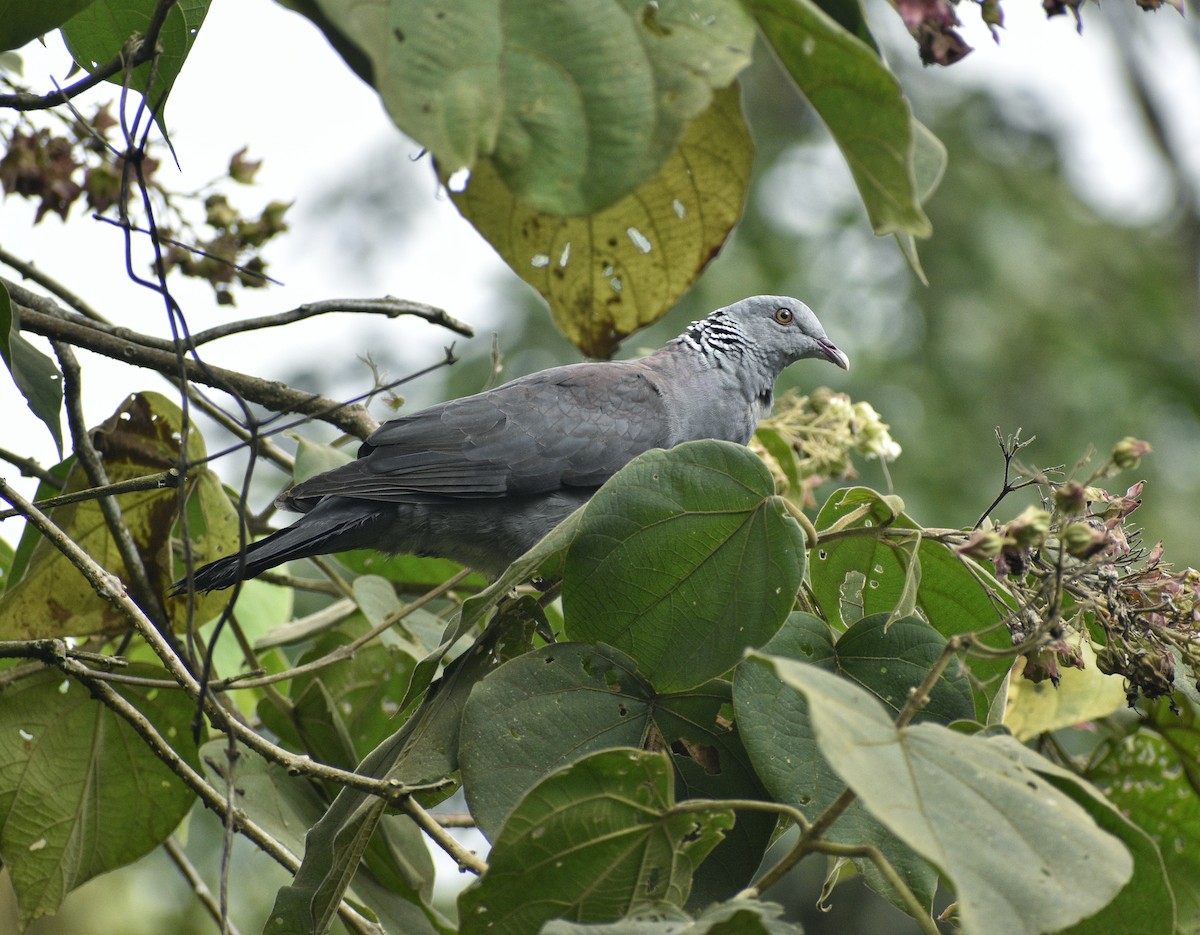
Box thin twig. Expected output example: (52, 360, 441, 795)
(162, 838, 244, 935)
(399, 796, 488, 874)
(183, 296, 474, 344)
(0, 446, 63, 487)
(0, 245, 109, 322)
(16, 299, 377, 439)
(0, 470, 179, 521)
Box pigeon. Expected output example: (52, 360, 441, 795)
(176, 295, 847, 591)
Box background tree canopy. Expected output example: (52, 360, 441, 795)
(0, 1, 1197, 934)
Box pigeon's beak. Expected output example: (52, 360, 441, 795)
(817, 338, 850, 371)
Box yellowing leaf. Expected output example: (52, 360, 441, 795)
(0, 392, 239, 637)
(1004, 639, 1128, 742)
(452, 85, 752, 357)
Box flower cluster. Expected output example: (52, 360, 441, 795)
(0, 89, 286, 305)
(752, 389, 902, 506)
(959, 437, 1199, 705)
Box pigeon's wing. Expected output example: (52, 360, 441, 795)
(283, 361, 672, 507)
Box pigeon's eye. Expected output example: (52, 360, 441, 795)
(774, 307, 794, 325)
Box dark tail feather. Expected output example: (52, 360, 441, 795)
(171, 500, 386, 594)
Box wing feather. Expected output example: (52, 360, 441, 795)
(283, 360, 672, 508)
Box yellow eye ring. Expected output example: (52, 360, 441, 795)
(774, 307, 794, 325)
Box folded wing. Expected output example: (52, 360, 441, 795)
(281, 361, 671, 510)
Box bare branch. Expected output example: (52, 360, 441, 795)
(0, 470, 178, 521)
(13, 295, 379, 439)
(186, 296, 475, 345)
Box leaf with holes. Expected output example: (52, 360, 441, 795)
(451, 85, 753, 358)
(564, 441, 805, 693)
(810, 486, 1012, 717)
(0, 392, 238, 637)
(458, 749, 733, 935)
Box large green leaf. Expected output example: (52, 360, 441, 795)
(810, 486, 1013, 718)
(733, 612, 941, 912)
(303, 0, 754, 217)
(1088, 702, 1200, 929)
(0, 665, 198, 927)
(746, 654, 1133, 935)
(458, 643, 774, 905)
(564, 441, 805, 692)
(0, 283, 63, 455)
(61, 0, 212, 127)
(0, 392, 239, 637)
(451, 85, 753, 358)
(745, 0, 934, 239)
(458, 749, 734, 935)
(993, 734, 1176, 935)
(0, 0, 97, 52)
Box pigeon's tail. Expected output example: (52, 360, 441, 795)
(171, 499, 387, 594)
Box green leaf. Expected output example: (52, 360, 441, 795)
(458, 643, 774, 905)
(292, 435, 354, 482)
(835, 613, 974, 724)
(0, 392, 239, 637)
(732, 612, 937, 911)
(745, 0, 934, 239)
(61, 0, 212, 128)
(0, 0, 98, 52)
(564, 441, 805, 693)
(893, 119, 948, 282)
(401, 504, 583, 712)
(0, 283, 63, 455)
(451, 84, 753, 358)
(1088, 703, 1200, 928)
(3, 457, 73, 595)
(302, 0, 753, 216)
(810, 486, 1013, 718)
(746, 654, 1133, 935)
(458, 749, 734, 935)
(992, 733, 1176, 935)
(0, 665, 198, 927)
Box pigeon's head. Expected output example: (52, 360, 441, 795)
(681, 295, 849, 374)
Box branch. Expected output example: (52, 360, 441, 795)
(0, 0, 180, 113)
(183, 296, 475, 345)
(0, 470, 178, 521)
(14, 296, 378, 439)
(162, 838, 245, 935)
(0, 446, 63, 487)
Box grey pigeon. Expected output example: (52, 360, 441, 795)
(177, 295, 847, 591)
